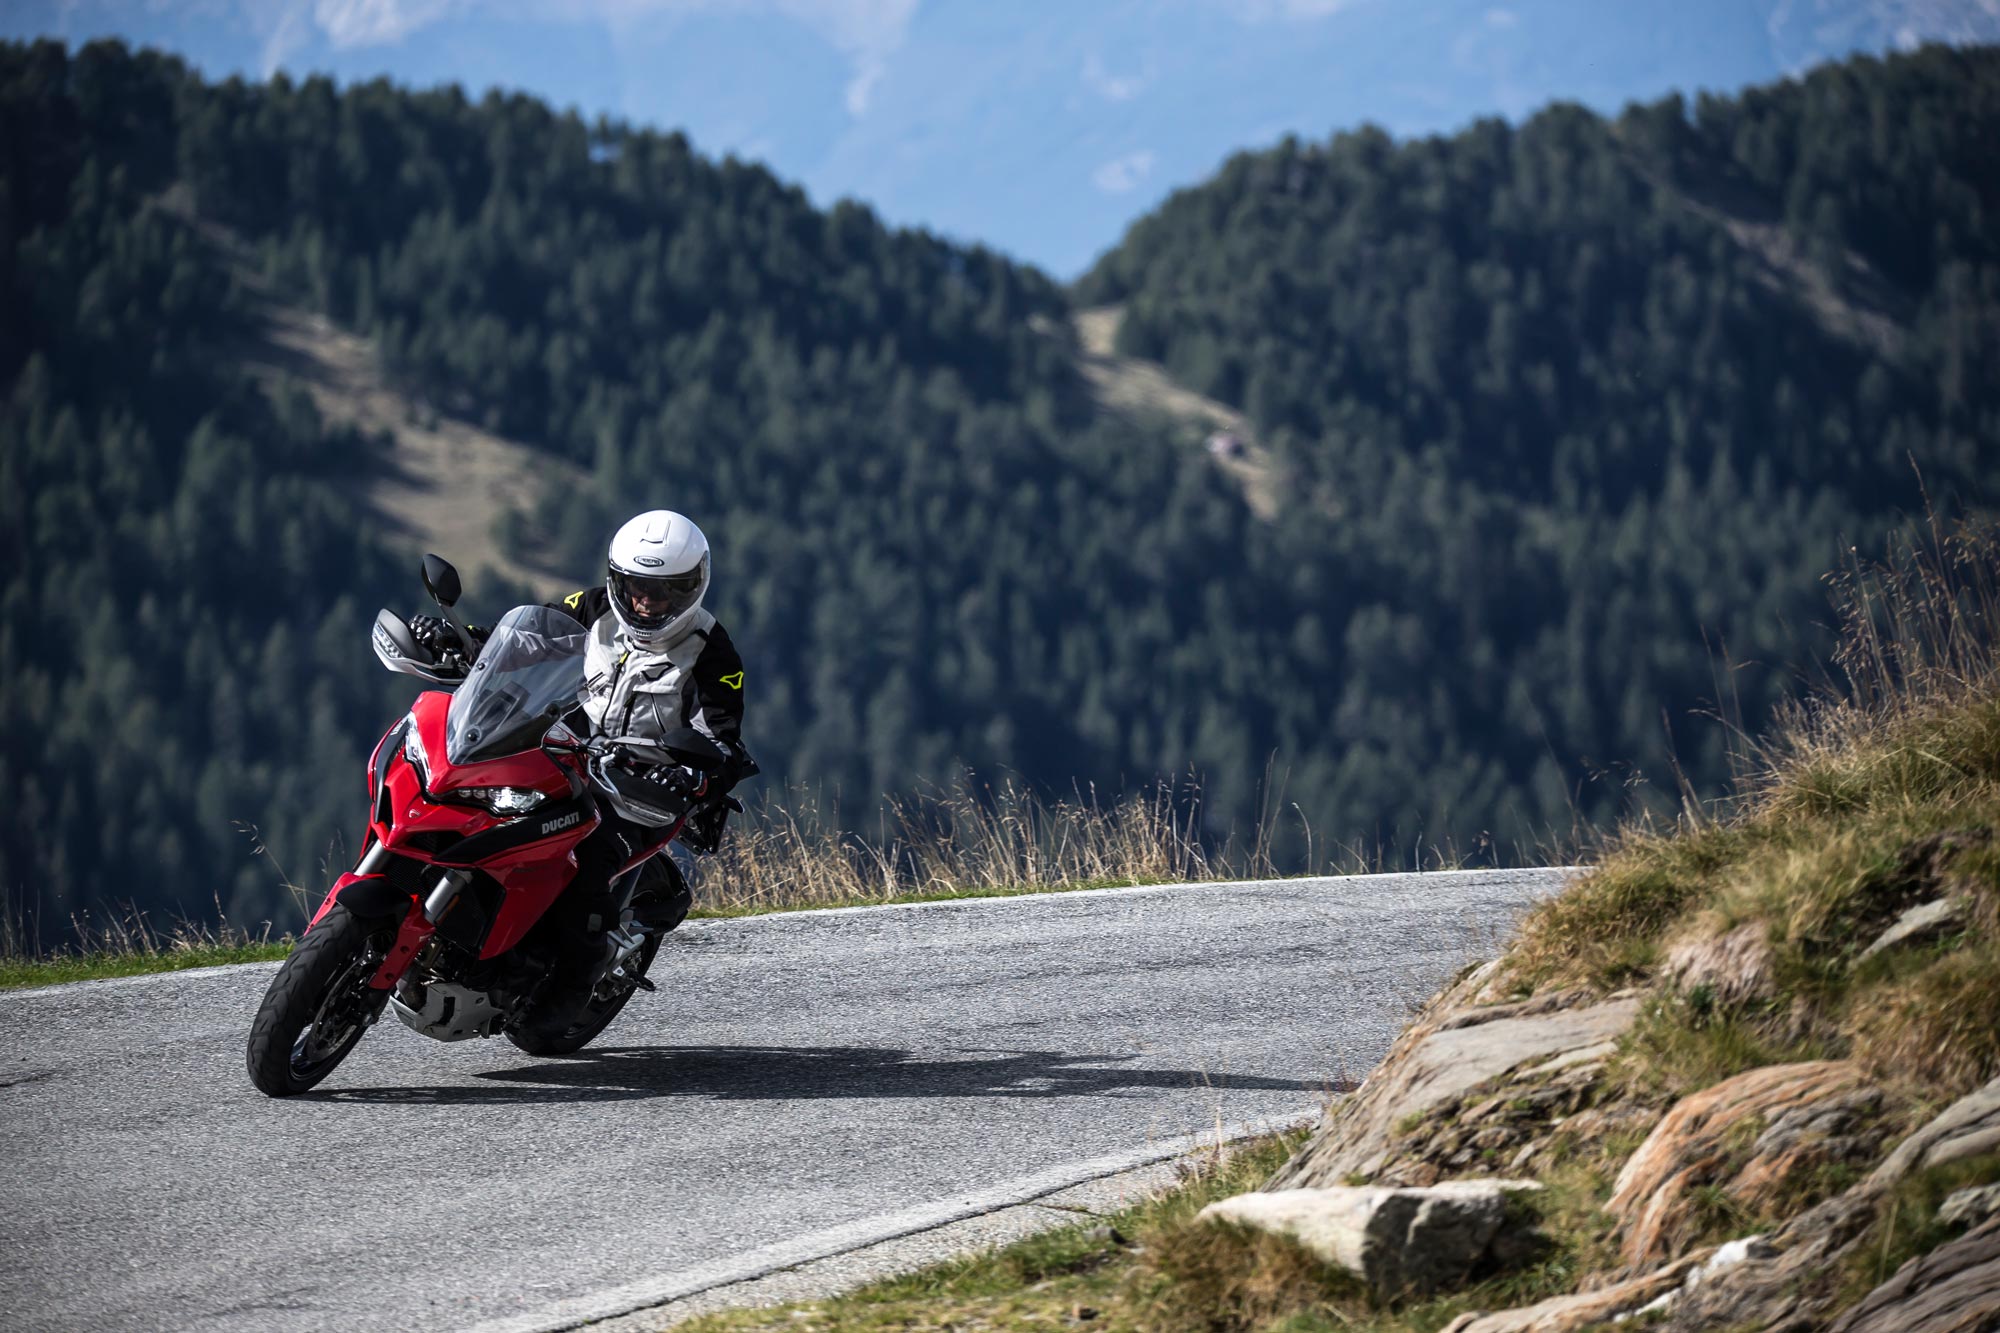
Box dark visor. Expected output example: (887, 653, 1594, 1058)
(610, 567, 703, 627)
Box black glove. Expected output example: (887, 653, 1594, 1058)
(409, 615, 461, 656)
(640, 763, 707, 799)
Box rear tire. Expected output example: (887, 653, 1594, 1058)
(245, 906, 387, 1097)
(506, 933, 662, 1056)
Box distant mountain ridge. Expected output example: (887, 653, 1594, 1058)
(2, 38, 1995, 934)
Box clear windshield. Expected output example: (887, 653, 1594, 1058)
(444, 605, 589, 764)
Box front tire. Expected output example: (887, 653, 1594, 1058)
(245, 905, 387, 1096)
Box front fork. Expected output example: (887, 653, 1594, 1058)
(366, 867, 473, 989)
(312, 841, 467, 991)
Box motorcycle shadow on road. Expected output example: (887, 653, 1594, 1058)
(306, 1045, 1350, 1105)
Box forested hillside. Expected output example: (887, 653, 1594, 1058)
(1078, 41, 1999, 849)
(2, 38, 1995, 937)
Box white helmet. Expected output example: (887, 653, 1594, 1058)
(607, 510, 710, 649)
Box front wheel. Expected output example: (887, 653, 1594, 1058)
(245, 905, 388, 1096)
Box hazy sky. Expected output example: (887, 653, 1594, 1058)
(11, 1, 2000, 275)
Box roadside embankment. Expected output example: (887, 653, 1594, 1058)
(1163, 519, 2000, 1331)
(678, 520, 2000, 1332)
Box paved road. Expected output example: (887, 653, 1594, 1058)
(0, 870, 1560, 1332)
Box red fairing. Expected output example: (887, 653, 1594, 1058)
(479, 859, 579, 958)
(361, 690, 603, 962)
(366, 725, 394, 796)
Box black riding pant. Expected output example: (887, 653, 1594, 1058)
(544, 808, 690, 969)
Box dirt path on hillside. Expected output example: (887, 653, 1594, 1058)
(1073, 306, 1279, 519)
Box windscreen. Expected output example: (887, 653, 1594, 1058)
(444, 604, 589, 764)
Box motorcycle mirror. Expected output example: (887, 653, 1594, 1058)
(421, 554, 462, 609)
(544, 720, 582, 749)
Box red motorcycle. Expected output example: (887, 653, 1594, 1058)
(245, 556, 726, 1097)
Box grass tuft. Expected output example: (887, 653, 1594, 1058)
(0, 908, 294, 990)
(1846, 937, 2000, 1098)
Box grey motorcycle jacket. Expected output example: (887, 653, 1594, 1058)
(546, 586, 753, 788)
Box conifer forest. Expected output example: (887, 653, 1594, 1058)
(2, 38, 1995, 935)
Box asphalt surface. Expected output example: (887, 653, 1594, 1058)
(0, 870, 1560, 1332)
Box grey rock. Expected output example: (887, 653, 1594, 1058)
(1657, 1189, 1880, 1331)
(1858, 895, 1969, 961)
(1748, 1088, 1883, 1160)
(1200, 1179, 1542, 1297)
(1440, 1248, 1716, 1333)
(1270, 996, 1640, 1187)
(1940, 1184, 2000, 1229)
(1826, 1216, 2000, 1333)
(1868, 1075, 2000, 1189)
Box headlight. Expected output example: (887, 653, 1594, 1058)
(458, 786, 548, 815)
(402, 718, 431, 784)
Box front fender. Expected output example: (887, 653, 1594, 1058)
(311, 872, 417, 927)
(309, 873, 435, 990)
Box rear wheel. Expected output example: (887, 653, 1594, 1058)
(245, 906, 389, 1096)
(506, 933, 662, 1056)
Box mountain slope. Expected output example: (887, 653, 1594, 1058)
(3, 38, 1997, 934)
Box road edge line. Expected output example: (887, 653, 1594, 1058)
(458, 1109, 1322, 1333)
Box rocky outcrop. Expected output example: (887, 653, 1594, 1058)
(1199, 1180, 1542, 1297)
(1438, 1249, 1717, 1333)
(1251, 851, 1998, 1333)
(1866, 1074, 2000, 1187)
(1269, 981, 1640, 1189)
(1826, 1216, 2000, 1333)
(1941, 1184, 2000, 1229)
(1441, 1237, 1780, 1333)
(1607, 1060, 1881, 1266)
(1654, 1077, 2000, 1331)
(1654, 1187, 1880, 1331)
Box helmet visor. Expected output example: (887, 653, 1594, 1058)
(610, 564, 704, 630)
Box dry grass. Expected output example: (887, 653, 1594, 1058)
(2, 780, 1244, 986)
(1507, 516, 2000, 1022)
(0, 905, 291, 990)
(1846, 936, 2000, 1098)
(694, 778, 1241, 915)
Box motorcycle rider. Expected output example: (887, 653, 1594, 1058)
(414, 509, 754, 1002)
